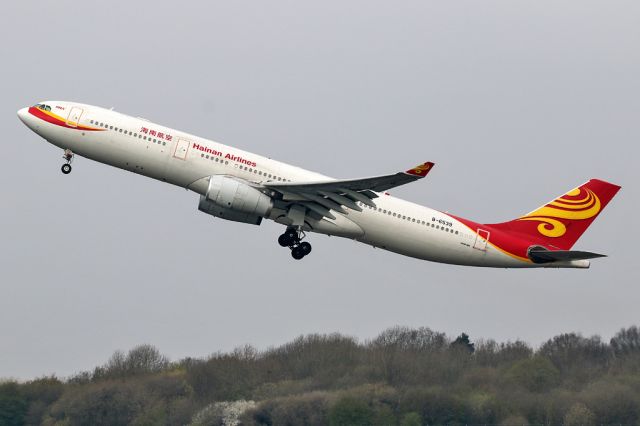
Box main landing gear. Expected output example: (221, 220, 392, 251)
(61, 149, 74, 174)
(278, 227, 312, 260)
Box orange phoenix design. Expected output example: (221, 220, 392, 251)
(517, 187, 601, 238)
(406, 162, 434, 177)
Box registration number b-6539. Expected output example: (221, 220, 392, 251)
(432, 217, 453, 227)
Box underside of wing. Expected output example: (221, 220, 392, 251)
(264, 161, 434, 223)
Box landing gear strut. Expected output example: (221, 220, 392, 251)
(278, 227, 312, 260)
(61, 149, 74, 174)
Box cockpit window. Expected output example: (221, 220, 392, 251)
(33, 104, 52, 112)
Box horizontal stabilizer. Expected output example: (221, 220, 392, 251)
(528, 248, 606, 264)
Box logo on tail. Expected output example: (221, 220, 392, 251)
(517, 187, 601, 238)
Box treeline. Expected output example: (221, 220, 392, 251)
(1, 326, 640, 425)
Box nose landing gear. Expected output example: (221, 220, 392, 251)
(61, 149, 74, 174)
(278, 227, 312, 260)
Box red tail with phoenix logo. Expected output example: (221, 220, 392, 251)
(487, 179, 621, 250)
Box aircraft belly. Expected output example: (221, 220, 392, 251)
(281, 212, 364, 239)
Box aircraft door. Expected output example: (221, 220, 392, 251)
(173, 138, 190, 160)
(473, 228, 490, 251)
(66, 107, 84, 128)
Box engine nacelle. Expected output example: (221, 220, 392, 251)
(198, 176, 273, 225)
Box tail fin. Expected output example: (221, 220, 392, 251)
(488, 179, 621, 250)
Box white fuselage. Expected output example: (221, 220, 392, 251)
(17, 101, 588, 268)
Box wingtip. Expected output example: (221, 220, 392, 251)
(405, 162, 435, 177)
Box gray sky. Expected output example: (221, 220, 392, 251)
(1, 1, 638, 380)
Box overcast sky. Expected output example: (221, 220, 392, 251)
(1, 1, 638, 380)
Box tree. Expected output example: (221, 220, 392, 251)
(46, 382, 143, 425)
(506, 357, 560, 392)
(0, 381, 27, 426)
(610, 325, 640, 356)
(329, 397, 373, 426)
(539, 333, 610, 373)
(21, 376, 64, 425)
(451, 333, 475, 353)
(499, 414, 529, 426)
(400, 412, 422, 426)
(563, 402, 595, 426)
(95, 345, 169, 380)
(124, 344, 169, 375)
(371, 326, 448, 352)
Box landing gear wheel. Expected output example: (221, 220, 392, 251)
(299, 242, 312, 255)
(278, 234, 292, 247)
(278, 227, 312, 259)
(291, 246, 305, 260)
(284, 228, 297, 243)
(61, 149, 74, 175)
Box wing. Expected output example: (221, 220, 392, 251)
(265, 161, 434, 221)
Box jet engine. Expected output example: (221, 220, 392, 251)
(198, 176, 273, 225)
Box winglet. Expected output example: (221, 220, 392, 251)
(405, 162, 435, 177)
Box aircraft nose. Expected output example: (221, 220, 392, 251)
(17, 107, 29, 124)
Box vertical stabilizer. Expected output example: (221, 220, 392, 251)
(487, 179, 621, 250)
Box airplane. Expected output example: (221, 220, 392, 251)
(17, 101, 621, 268)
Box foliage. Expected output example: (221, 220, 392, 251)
(2, 325, 640, 425)
(564, 402, 595, 426)
(400, 411, 422, 426)
(452, 332, 476, 353)
(0, 381, 27, 426)
(328, 396, 373, 426)
(505, 356, 560, 392)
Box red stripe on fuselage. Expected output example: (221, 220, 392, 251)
(28, 107, 104, 131)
